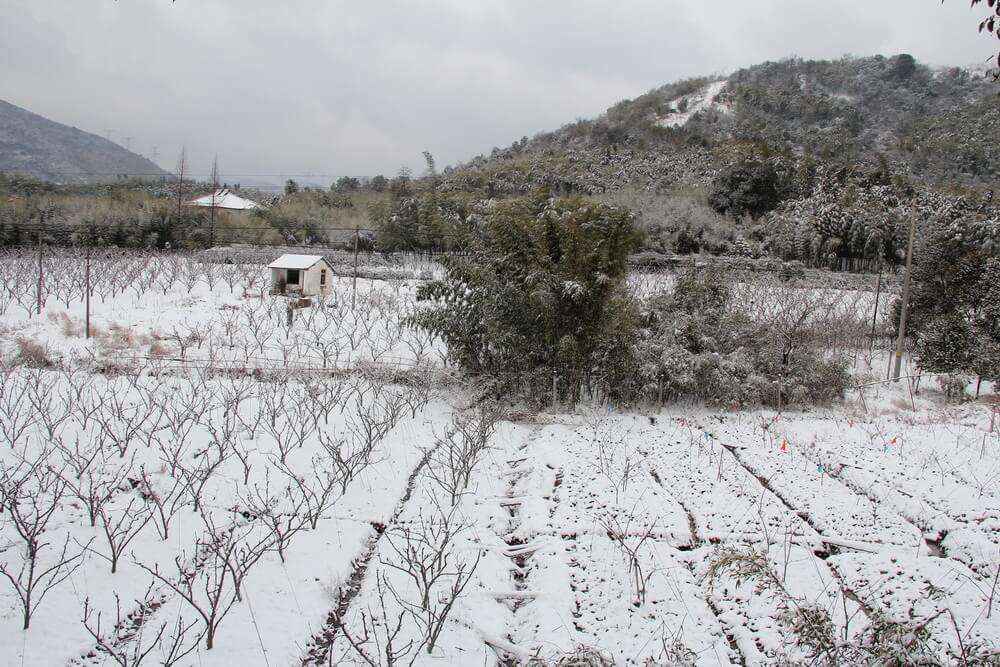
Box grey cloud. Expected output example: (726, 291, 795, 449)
(0, 0, 990, 183)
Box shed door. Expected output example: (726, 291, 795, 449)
(286, 269, 300, 284)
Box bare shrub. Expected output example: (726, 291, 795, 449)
(14, 337, 56, 368)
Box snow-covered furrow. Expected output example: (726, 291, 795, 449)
(830, 551, 1000, 663)
(299, 429, 437, 666)
(469, 418, 732, 665)
(635, 420, 823, 548)
(306, 413, 511, 666)
(630, 418, 872, 664)
(707, 419, 923, 550)
(779, 416, 1000, 576)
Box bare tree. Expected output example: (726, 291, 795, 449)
(135, 512, 272, 651)
(424, 405, 499, 506)
(217, 305, 241, 348)
(262, 400, 318, 464)
(95, 491, 155, 574)
(0, 454, 90, 629)
(600, 513, 657, 606)
(26, 370, 73, 442)
(335, 572, 419, 666)
(82, 590, 165, 667)
(138, 466, 189, 541)
(346, 390, 405, 456)
(55, 436, 122, 527)
(177, 447, 230, 513)
(277, 455, 344, 530)
(240, 471, 308, 563)
(318, 429, 376, 495)
(80, 584, 201, 667)
(158, 614, 205, 667)
(0, 368, 39, 447)
(380, 502, 481, 655)
(97, 386, 162, 458)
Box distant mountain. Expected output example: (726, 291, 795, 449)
(445, 54, 998, 195)
(0, 98, 168, 184)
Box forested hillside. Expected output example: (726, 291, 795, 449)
(414, 55, 998, 269)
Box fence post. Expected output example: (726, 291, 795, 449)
(552, 371, 558, 409)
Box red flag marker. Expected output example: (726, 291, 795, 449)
(780, 440, 788, 452)
(848, 419, 854, 428)
(890, 437, 897, 445)
(680, 418, 687, 427)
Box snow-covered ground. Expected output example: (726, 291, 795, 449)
(0, 250, 997, 665)
(656, 80, 730, 129)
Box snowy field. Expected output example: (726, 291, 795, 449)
(0, 249, 998, 665)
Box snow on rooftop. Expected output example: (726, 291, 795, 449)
(189, 189, 261, 210)
(267, 254, 326, 270)
(656, 79, 730, 129)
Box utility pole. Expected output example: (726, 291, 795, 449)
(85, 249, 91, 339)
(176, 146, 187, 218)
(124, 136, 135, 152)
(869, 263, 882, 358)
(351, 226, 360, 310)
(892, 214, 917, 381)
(151, 145, 159, 165)
(209, 155, 219, 248)
(36, 231, 43, 316)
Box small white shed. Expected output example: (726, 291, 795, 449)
(267, 254, 334, 296)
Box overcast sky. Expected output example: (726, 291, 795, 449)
(1, 1, 992, 184)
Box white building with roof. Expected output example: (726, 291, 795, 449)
(267, 254, 334, 296)
(189, 189, 262, 212)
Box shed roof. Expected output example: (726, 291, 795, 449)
(189, 189, 262, 210)
(267, 254, 327, 270)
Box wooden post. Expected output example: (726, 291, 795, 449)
(869, 267, 881, 357)
(36, 232, 42, 316)
(552, 371, 558, 408)
(893, 215, 917, 381)
(351, 226, 359, 310)
(85, 248, 91, 338)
